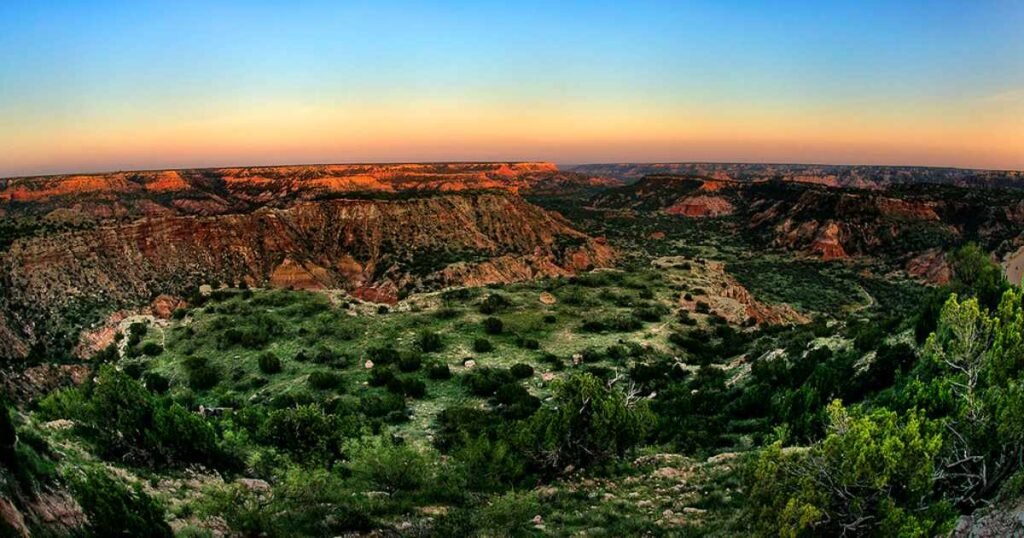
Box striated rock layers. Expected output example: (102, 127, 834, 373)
(0, 162, 616, 222)
(592, 175, 1024, 279)
(0, 192, 613, 361)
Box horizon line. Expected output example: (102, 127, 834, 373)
(4, 158, 1023, 181)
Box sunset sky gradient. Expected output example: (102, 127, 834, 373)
(1, 0, 1022, 177)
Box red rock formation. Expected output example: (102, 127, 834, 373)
(0, 162, 612, 222)
(906, 248, 952, 284)
(0, 192, 614, 359)
(809, 222, 848, 260)
(664, 195, 735, 217)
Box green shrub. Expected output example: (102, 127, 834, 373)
(183, 357, 221, 390)
(142, 372, 170, 394)
(495, 383, 540, 419)
(402, 378, 427, 399)
(516, 373, 655, 471)
(260, 405, 352, 461)
(475, 491, 542, 537)
(463, 368, 516, 397)
(428, 363, 452, 380)
(479, 293, 512, 314)
(748, 402, 952, 537)
(452, 434, 526, 491)
(483, 317, 504, 335)
(368, 367, 396, 388)
(516, 337, 540, 350)
(398, 354, 423, 372)
(140, 342, 163, 356)
(367, 345, 400, 365)
(417, 331, 443, 353)
(152, 404, 219, 464)
(473, 338, 494, 353)
(258, 352, 282, 374)
(307, 371, 344, 391)
(200, 468, 373, 536)
(72, 468, 172, 537)
(509, 363, 534, 379)
(347, 437, 434, 494)
(360, 393, 407, 419)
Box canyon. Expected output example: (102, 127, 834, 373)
(0, 163, 615, 362)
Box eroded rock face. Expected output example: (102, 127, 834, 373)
(0, 192, 613, 361)
(664, 195, 735, 217)
(568, 162, 1024, 190)
(907, 248, 952, 285)
(667, 258, 808, 325)
(593, 174, 1024, 266)
(0, 162, 612, 222)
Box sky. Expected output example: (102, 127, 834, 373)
(0, 0, 1022, 177)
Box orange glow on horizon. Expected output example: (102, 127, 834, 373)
(2, 96, 1022, 177)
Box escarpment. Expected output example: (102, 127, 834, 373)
(0, 191, 613, 361)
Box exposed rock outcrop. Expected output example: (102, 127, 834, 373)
(0, 192, 613, 361)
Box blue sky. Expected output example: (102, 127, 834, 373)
(1, 1, 1022, 176)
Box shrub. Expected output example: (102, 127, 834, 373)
(260, 405, 352, 461)
(312, 347, 341, 365)
(495, 384, 540, 419)
(678, 311, 698, 326)
(633, 304, 668, 322)
(398, 354, 423, 373)
(516, 337, 540, 350)
(183, 357, 221, 390)
(368, 367, 396, 388)
(402, 378, 427, 399)
(308, 371, 344, 391)
(417, 331, 443, 353)
(516, 373, 655, 471)
(367, 345, 400, 365)
(479, 293, 512, 314)
(72, 469, 172, 537)
(463, 368, 516, 397)
(347, 437, 435, 494)
(452, 434, 527, 491)
(509, 363, 534, 379)
(473, 338, 494, 353)
(152, 404, 220, 464)
(483, 317, 504, 335)
(748, 402, 951, 537)
(258, 352, 282, 374)
(428, 363, 452, 380)
(360, 393, 407, 419)
(579, 315, 642, 333)
(140, 342, 163, 357)
(142, 372, 170, 394)
(201, 468, 374, 536)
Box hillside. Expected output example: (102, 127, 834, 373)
(589, 174, 1024, 280)
(567, 162, 1024, 190)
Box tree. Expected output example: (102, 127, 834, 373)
(923, 289, 1024, 507)
(748, 401, 951, 537)
(516, 373, 654, 472)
